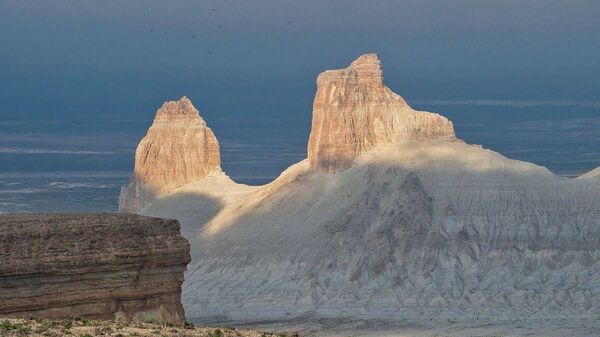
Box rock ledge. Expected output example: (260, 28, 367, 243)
(0, 213, 190, 323)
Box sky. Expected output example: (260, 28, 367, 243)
(1, 0, 599, 121)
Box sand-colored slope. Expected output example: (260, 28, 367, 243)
(578, 166, 600, 182)
(142, 173, 259, 241)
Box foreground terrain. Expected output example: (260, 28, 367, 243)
(3, 316, 600, 337)
(0, 318, 282, 337)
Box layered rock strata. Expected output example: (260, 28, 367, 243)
(0, 213, 190, 323)
(307, 53, 457, 172)
(119, 96, 221, 213)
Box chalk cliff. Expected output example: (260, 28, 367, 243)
(133, 54, 600, 329)
(0, 213, 190, 323)
(119, 96, 221, 213)
(307, 54, 456, 172)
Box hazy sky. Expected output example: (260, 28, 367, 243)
(1, 0, 599, 120)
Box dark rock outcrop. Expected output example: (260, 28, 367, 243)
(0, 213, 190, 323)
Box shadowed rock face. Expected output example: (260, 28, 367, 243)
(307, 53, 457, 173)
(0, 213, 190, 323)
(119, 96, 221, 213)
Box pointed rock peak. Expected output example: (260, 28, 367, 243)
(350, 53, 381, 66)
(349, 53, 383, 86)
(156, 96, 201, 119)
(308, 53, 457, 173)
(119, 96, 221, 213)
(318, 53, 384, 89)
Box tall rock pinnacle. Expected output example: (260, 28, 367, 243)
(307, 53, 457, 173)
(119, 96, 221, 213)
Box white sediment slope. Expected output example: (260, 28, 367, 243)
(579, 166, 600, 183)
(134, 54, 600, 335)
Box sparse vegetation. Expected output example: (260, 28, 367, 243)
(60, 320, 72, 330)
(0, 318, 285, 337)
(2, 320, 19, 330)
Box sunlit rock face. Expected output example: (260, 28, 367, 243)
(578, 166, 600, 182)
(307, 53, 457, 173)
(119, 97, 221, 213)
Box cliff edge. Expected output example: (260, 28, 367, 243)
(0, 213, 190, 323)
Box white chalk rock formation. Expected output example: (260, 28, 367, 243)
(119, 97, 222, 213)
(138, 55, 600, 328)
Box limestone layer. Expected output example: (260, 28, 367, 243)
(119, 96, 221, 213)
(307, 53, 457, 172)
(0, 213, 190, 323)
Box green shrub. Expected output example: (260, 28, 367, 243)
(61, 320, 72, 330)
(17, 325, 30, 335)
(1, 320, 19, 330)
(34, 322, 50, 334)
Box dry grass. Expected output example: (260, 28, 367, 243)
(0, 318, 292, 337)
